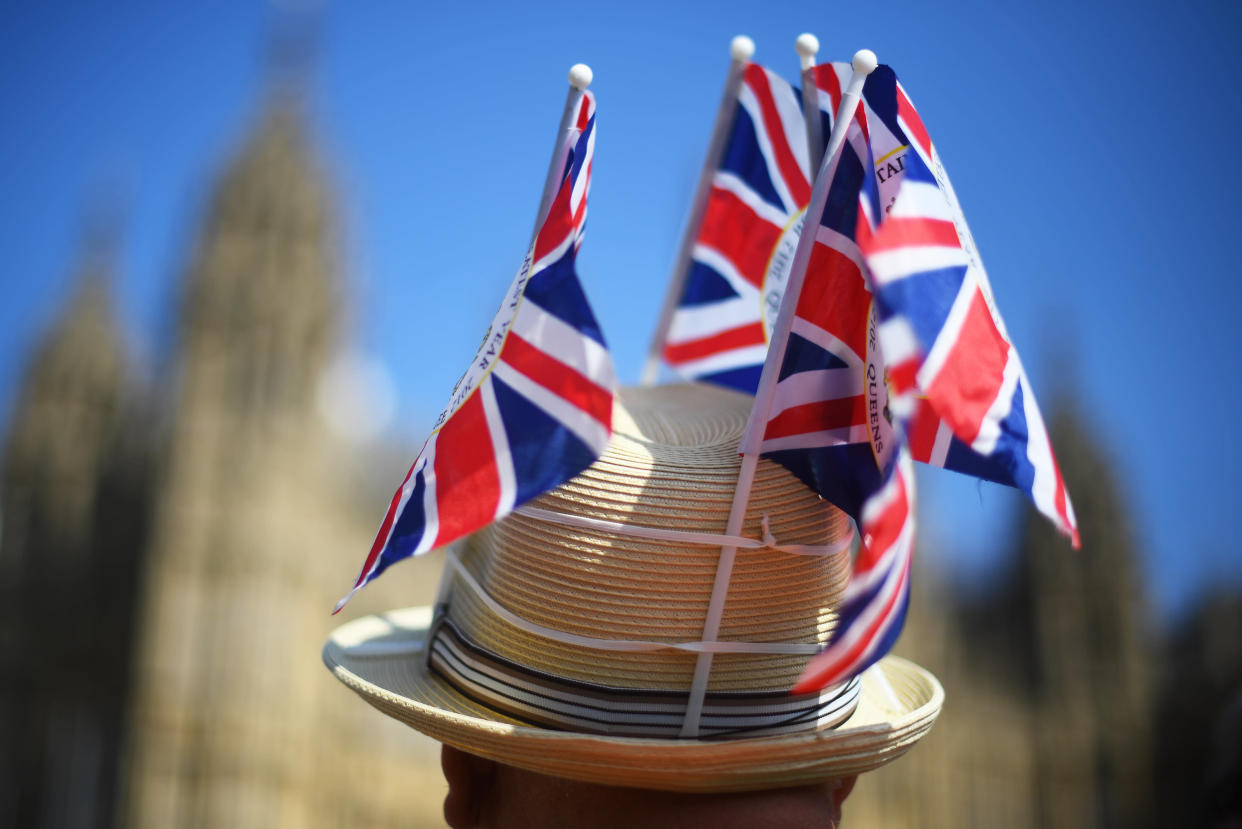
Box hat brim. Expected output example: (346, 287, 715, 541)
(324, 606, 944, 793)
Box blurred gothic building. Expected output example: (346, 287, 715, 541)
(0, 78, 448, 827)
(2, 53, 1240, 829)
(846, 403, 1242, 828)
(849, 408, 1161, 828)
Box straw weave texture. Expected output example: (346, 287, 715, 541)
(324, 384, 943, 791)
(453, 384, 851, 691)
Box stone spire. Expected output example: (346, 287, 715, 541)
(3, 265, 127, 563)
(1018, 403, 1154, 828)
(119, 8, 456, 823)
(121, 64, 349, 826)
(845, 387, 1158, 828)
(0, 226, 153, 828)
(177, 93, 338, 425)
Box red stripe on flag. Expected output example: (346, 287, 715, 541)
(763, 396, 864, 442)
(499, 332, 613, 426)
(571, 163, 590, 235)
(856, 470, 910, 574)
(906, 399, 941, 463)
(430, 391, 502, 546)
(812, 64, 870, 142)
(854, 209, 875, 249)
(664, 322, 766, 364)
(534, 179, 573, 262)
(887, 358, 919, 396)
(352, 460, 418, 590)
(792, 549, 910, 693)
(925, 291, 1010, 444)
(744, 65, 810, 207)
(573, 199, 587, 235)
(797, 243, 870, 358)
(896, 86, 932, 158)
(697, 185, 783, 288)
(855, 104, 870, 145)
(864, 217, 960, 254)
(1048, 451, 1081, 549)
(812, 63, 843, 118)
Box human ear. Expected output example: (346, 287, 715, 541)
(830, 775, 859, 826)
(441, 744, 497, 828)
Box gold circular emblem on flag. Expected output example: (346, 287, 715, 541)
(760, 206, 807, 343)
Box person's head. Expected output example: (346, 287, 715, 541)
(325, 385, 941, 823)
(441, 744, 857, 829)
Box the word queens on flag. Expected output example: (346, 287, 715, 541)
(337, 92, 615, 612)
(746, 57, 917, 690)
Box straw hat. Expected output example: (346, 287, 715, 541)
(324, 383, 942, 793)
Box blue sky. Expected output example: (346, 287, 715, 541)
(2, 0, 1240, 625)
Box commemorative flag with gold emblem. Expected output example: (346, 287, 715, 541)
(735, 53, 914, 690)
(661, 63, 811, 392)
(812, 61, 1079, 546)
(795, 59, 1079, 690)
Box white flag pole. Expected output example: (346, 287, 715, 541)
(796, 33, 825, 176)
(639, 35, 755, 386)
(680, 49, 878, 738)
(531, 63, 593, 247)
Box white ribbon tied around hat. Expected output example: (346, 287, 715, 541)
(343, 507, 854, 659)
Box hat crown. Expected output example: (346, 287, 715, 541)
(441, 384, 853, 705)
(325, 383, 943, 785)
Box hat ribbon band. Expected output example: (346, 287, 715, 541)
(426, 616, 863, 740)
(444, 550, 827, 655)
(514, 505, 854, 558)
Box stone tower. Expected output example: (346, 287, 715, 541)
(846, 398, 1156, 828)
(121, 87, 445, 827)
(120, 91, 336, 827)
(1019, 406, 1154, 828)
(0, 237, 153, 828)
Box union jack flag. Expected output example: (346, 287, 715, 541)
(740, 61, 913, 689)
(337, 92, 614, 611)
(811, 64, 1011, 484)
(661, 63, 811, 392)
(835, 64, 1080, 546)
(749, 105, 892, 523)
(791, 61, 1080, 689)
(793, 446, 915, 692)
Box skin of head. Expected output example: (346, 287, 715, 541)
(441, 744, 858, 829)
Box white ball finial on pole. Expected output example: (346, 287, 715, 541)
(730, 35, 755, 62)
(851, 48, 878, 75)
(795, 33, 819, 71)
(568, 63, 593, 90)
(796, 33, 824, 173)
